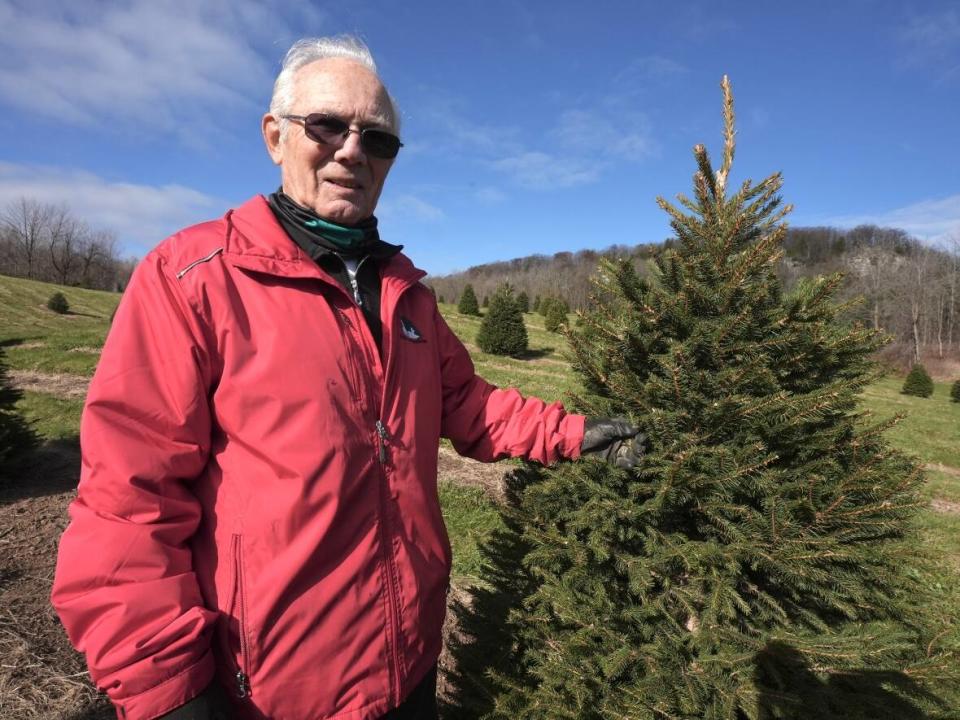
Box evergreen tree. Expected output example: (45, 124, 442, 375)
(438, 294, 446, 305)
(0, 347, 37, 483)
(482, 295, 490, 309)
(449, 77, 958, 720)
(538, 296, 553, 317)
(516, 291, 530, 314)
(532, 295, 541, 313)
(476, 285, 528, 356)
(901, 364, 934, 398)
(47, 291, 69, 314)
(544, 301, 567, 333)
(458, 284, 481, 316)
(951, 379, 960, 403)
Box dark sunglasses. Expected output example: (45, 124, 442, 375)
(282, 113, 403, 159)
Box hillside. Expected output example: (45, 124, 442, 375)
(427, 224, 958, 370)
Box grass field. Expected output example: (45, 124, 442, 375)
(2, 273, 960, 714)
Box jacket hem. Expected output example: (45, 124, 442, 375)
(114, 650, 215, 720)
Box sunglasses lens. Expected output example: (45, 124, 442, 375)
(361, 129, 401, 159)
(302, 115, 350, 144)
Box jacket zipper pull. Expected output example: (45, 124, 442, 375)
(375, 420, 390, 463)
(236, 670, 250, 699)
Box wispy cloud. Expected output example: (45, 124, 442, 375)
(825, 194, 960, 244)
(489, 152, 600, 190)
(0, 162, 230, 254)
(898, 7, 960, 82)
(0, 1, 325, 144)
(378, 193, 445, 223)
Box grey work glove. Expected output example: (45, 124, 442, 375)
(158, 680, 231, 720)
(580, 416, 647, 470)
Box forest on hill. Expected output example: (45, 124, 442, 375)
(427, 224, 959, 368)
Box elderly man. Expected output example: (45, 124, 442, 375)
(52, 36, 643, 720)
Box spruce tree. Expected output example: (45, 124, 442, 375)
(517, 291, 530, 314)
(532, 295, 541, 313)
(0, 347, 37, 483)
(448, 77, 958, 719)
(458, 284, 481, 316)
(951, 379, 960, 403)
(47, 291, 69, 314)
(476, 285, 528, 356)
(538, 297, 554, 317)
(544, 301, 567, 333)
(901, 364, 934, 398)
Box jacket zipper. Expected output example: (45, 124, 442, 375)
(340, 255, 369, 307)
(230, 534, 251, 699)
(374, 417, 404, 705)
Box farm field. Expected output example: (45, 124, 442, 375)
(1, 276, 959, 717)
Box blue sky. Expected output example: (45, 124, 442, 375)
(0, 0, 957, 276)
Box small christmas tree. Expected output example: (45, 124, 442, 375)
(543, 301, 567, 333)
(538, 297, 553, 317)
(0, 347, 37, 483)
(532, 295, 541, 313)
(516, 291, 530, 314)
(951, 379, 960, 403)
(476, 285, 528, 356)
(901, 364, 934, 398)
(482, 296, 490, 309)
(448, 76, 958, 719)
(458, 284, 481, 316)
(47, 291, 69, 314)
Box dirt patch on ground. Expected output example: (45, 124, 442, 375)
(0, 444, 112, 719)
(66, 347, 100, 355)
(926, 462, 960, 478)
(437, 445, 512, 501)
(8, 370, 89, 399)
(931, 498, 960, 515)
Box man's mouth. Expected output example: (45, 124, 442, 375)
(326, 178, 362, 190)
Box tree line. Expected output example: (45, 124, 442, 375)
(428, 225, 960, 367)
(0, 198, 135, 291)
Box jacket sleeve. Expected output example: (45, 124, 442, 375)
(434, 306, 584, 464)
(51, 252, 219, 720)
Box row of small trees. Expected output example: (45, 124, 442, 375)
(0, 197, 133, 291)
(900, 363, 960, 401)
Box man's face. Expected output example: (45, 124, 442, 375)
(263, 58, 396, 225)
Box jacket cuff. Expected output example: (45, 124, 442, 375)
(113, 651, 216, 720)
(560, 413, 586, 461)
(156, 677, 232, 720)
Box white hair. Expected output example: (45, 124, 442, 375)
(270, 35, 401, 137)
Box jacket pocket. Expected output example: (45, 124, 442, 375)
(221, 533, 252, 699)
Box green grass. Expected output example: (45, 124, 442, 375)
(0, 274, 119, 375)
(439, 481, 505, 586)
(15, 391, 84, 440)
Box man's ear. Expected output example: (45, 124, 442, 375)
(262, 113, 283, 166)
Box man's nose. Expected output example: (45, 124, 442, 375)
(334, 128, 366, 163)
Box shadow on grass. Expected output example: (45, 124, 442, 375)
(514, 347, 554, 360)
(753, 641, 942, 720)
(0, 437, 80, 503)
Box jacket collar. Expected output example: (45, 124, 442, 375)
(223, 195, 426, 289)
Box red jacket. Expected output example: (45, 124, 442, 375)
(51, 196, 584, 720)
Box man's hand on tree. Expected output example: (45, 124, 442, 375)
(580, 417, 647, 469)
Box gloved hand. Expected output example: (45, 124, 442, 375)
(580, 416, 646, 469)
(158, 679, 231, 720)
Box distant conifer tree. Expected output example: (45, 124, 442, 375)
(532, 295, 541, 313)
(448, 77, 958, 720)
(482, 295, 489, 309)
(901, 364, 934, 398)
(458, 284, 481, 316)
(516, 291, 530, 314)
(47, 291, 69, 314)
(543, 301, 567, 333)
(951, 379, 960, 403)
(476, 285, 528, 356)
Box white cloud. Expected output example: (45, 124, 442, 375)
(378, 193, 445, 223)
(552, 109, 654, 162)
(475, 186, 506, 205)
(0, 0, 325, 143)
(489, 152, 600, 190)
(825, 194, 960, 244)
(0, 162, 230, 254)
(899, 8, 960, 82)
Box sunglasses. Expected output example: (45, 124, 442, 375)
(282, 113, 403, 159)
